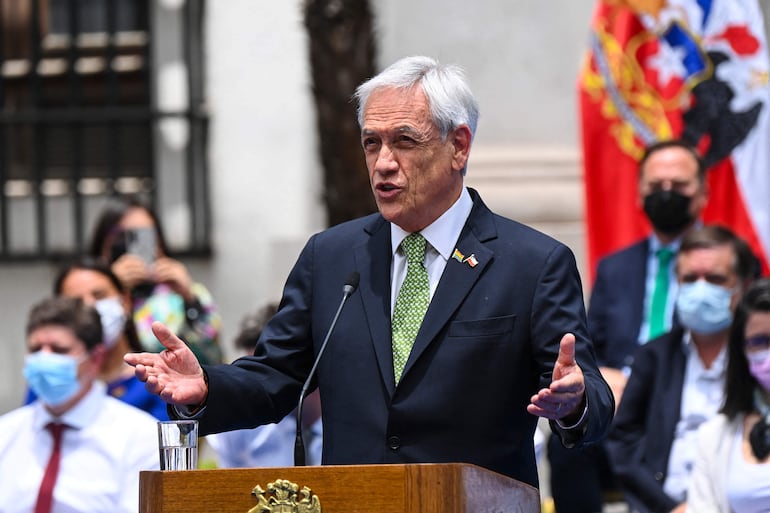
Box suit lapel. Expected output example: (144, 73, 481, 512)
(661, 332, 687, 452)
(354, 216, 397, 396)
(628, 240, 650, 336)
(400, 192, 497, 381)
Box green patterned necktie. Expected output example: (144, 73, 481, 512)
(649, 247, 675, 340)
(392, 233, 430, 383)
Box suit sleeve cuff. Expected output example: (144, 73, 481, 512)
(550, 394, 589, 448)
(172, 404, 207, 419)
(555, 395, 588, 429)
(170, 369, 209, 419)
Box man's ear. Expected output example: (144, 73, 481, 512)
(87, 344, 108, 376)
(450, 125, 472, 173)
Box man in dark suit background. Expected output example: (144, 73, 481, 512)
(548, 139, 708, 512)
(126, 55, 614, 489)
(590, 140, 709, 393)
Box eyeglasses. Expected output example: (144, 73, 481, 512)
(744, 334, 770, 354)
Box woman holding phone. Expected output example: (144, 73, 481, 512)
(89, 195, 223, 365)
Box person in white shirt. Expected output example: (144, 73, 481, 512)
(0, 296, 159, 513)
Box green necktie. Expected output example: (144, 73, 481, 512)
(649, 247, 675, 340)
(392, 233, 430, 383)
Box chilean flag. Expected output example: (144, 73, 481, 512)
(580, 0, 770, 279)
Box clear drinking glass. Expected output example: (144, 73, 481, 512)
(157, 420, 198, 470)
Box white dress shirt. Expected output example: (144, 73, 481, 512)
(389, 187, 474, 316)
(0, 380, 160, 513)
(664, 333, 727, 502)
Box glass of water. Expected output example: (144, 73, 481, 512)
(157, 420, 198, 470)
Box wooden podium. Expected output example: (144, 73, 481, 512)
(139, 463, 540, 513)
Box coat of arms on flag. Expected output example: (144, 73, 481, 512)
(580, 0, 770, 276)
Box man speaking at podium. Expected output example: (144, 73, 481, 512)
(126, 55, 614, 489)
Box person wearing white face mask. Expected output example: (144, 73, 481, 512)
(688, 278, 770, 512)
(55, 259, 170, 420)
(23, 258, 169, 420)
(93, 294, 126, 349)
(0, 296, 159, 513)
(607, 225, 759, 513)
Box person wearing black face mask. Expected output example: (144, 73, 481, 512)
(548, 139, 708, 513)
(597, 140, 708, 391)
(643, 188, 697, 236)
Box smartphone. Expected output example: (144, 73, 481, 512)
(125, 227, 157, 266)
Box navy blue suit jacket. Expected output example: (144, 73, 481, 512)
(605, 328, 687, 513)
(198, 189, 614, 488)
(588, 239, 649, 369)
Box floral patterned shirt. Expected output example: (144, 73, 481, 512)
(132, 282, 223, 365)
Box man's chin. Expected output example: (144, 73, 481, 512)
(376, 202, 400, 222)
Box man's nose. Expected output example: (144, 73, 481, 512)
(374, 145, 398, 172)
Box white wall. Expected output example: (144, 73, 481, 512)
(203, 0, 325, 362)
(375, 1, 594, 146)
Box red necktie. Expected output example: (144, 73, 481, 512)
(34, 423, 66, 513)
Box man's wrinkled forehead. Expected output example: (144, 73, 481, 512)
(362, 86, 430, 119)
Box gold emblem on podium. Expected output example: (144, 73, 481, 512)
(248, 479, 321, 513)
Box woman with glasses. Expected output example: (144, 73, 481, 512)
(688, 277, 770, 512)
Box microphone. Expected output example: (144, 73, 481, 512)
(294, 271, 360, 466)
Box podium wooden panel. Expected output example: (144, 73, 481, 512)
(140, 463, 540, 513)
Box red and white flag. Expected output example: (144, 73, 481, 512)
(580, 0, 770, 278)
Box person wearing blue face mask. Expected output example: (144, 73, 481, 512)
(0, 296, 159, 513)
(676, 278, 736, 335)
(22, 259, 170, 420)
(607, 225, 759, 513)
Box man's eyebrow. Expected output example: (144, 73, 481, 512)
(361, 125, 420, 136)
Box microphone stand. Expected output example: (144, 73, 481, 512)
(294, 272, 359, 466)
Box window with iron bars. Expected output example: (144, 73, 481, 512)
(0, 0, 210, 261)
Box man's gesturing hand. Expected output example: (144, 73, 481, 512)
(527, 333, 586, 421)
(124, 321, 208, 406)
